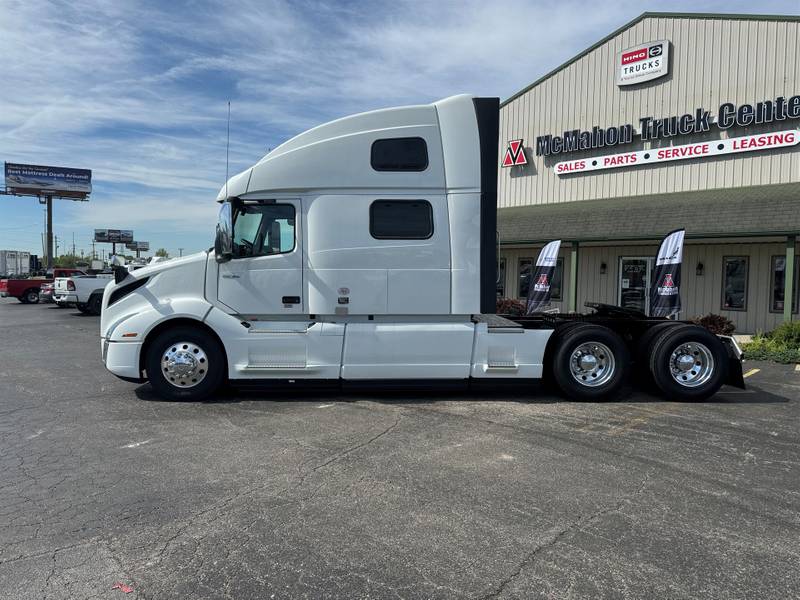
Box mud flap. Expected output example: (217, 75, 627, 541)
(718, 335, 746, 389)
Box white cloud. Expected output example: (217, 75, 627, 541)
(1, 0, 797, 256)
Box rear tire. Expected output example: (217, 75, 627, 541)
(634, 322, 686, 386)
(145, 326, 225, 401)
(550, 324, 630, 401)
(24, 289, 39, 304)
(87, 294, 102, 315)
(648, 325, 727, 401)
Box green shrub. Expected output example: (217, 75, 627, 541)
(691, 313, 735, 335)
(496, 297, 526, 316)
(769, 320, 800, 348)
(742, 325, 800, 364)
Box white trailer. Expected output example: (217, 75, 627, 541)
(100, 95, 744, 401)
(0, 250, 31, 276)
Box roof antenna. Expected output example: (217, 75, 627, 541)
(225, 100, 231, 200)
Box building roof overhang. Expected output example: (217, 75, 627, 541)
(498, 182, 800, 245)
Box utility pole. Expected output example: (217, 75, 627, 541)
(46, 195, 54, 269)
(72, 232, 76, 257)
(91, 240, 96, 260)
(54, 234, 59, 263)
(179, 248, 184, 257)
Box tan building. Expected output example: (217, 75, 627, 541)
(497, 12, 800, 333)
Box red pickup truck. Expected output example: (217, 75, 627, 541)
(0, 268, 86, 304)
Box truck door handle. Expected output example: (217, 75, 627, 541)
(222, 274, 240, 279)
(282, 296, 300, 304)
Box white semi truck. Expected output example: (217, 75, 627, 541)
(100, 95, 744, 402)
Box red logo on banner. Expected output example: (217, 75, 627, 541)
(502, 139, 527, 167)
(537, 274, 549, 286)
(662, 273, 674, 287)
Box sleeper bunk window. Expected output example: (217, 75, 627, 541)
(722, 256, 748, 311)
(370, 200, 433, 240)
(370, 137, 428, 171)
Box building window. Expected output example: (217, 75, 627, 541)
(519, 257, 563, 300)
(497, 258, 506, 297)
(770, 255, 799, 313)
(370, 137, 428, 171)
(722, 256, 748, 311)
(369, 200, 433, 239)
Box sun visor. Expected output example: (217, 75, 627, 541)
(216, 168, 252, 202)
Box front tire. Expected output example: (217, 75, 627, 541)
(648, 325, 727, 401)
(550, 324, 630, 401)
(76, 303, 91, 314)
(145, 326, 225, 401)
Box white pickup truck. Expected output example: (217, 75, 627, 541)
(55, 274, 114, 314)
(100, 94, 744, 402)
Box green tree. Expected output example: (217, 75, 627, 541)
(55, 254, 78, 268)
(155, 248, 170, 258)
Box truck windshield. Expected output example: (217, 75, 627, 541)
(233, 204, 295, 258)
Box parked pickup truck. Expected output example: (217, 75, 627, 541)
(0, 268, 86, 304)
(54, 274, 114, 314)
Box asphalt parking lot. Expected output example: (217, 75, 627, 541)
(1, 298, 799, 599)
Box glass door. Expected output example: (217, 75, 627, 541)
(618, 257, 653, 313)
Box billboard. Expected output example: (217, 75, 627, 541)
(125, 241, 150, 251)
(4, 162, 92, 198)
(94, 229, 134, 243)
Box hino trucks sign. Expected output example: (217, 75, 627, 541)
(616, 40, 669, 86)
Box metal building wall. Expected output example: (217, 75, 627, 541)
(501, 240, 800, 333)
(498, 15, 800, 209)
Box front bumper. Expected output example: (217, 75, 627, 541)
(102, 338, 144, 381)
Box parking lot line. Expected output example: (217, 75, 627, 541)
(743, 368, 760, 378)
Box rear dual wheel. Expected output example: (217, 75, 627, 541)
(648, 325, 727, 401)
(550, 324, 630, 401)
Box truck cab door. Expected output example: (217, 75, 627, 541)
(217, 199, 303, 315)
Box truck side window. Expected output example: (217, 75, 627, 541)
(370, 200, 433, 239)
(233, 204, 295, 258)
(371, 137, 428, 171)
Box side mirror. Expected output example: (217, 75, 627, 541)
(215, 202, 233, 263)
(110, 256, 128, 284)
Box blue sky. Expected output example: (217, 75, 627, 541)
(1, 0, 797, 258)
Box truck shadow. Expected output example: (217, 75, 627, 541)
(132, 381, 790, 406)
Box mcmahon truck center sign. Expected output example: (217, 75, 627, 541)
(536, 94, 800, 158)
(554, 130, 798, 174)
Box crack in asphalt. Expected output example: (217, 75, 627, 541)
(476, 470, 653, 600)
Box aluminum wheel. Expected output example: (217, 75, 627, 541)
(669, 342, 714, 388)
(569, 341, 616, 387)
(162, 341, 208, 389)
